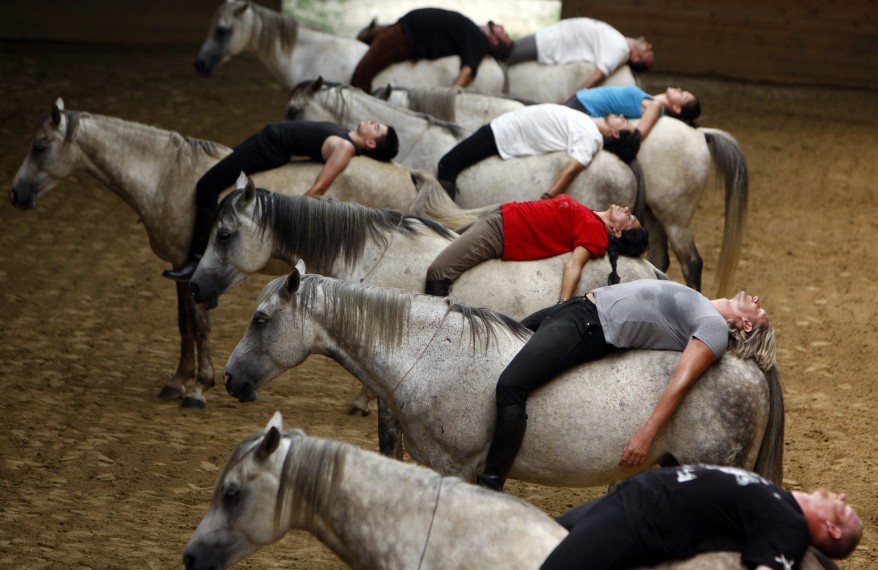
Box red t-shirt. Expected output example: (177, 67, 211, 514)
(500, 195, 609, 261)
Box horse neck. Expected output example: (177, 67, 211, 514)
(288, 437, 445, 568)
(242, 5, 301, 86)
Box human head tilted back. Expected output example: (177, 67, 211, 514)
(662, 87, 702, 127)
(723, 292, 776, 371)
(627, 36, 654, 72)
(601, 204, 649, 285)
(360, 125, 399, 162)
(481, 21, 514, 61)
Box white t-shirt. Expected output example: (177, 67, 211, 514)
(534, 18, 629, 75)
(489, 104, 603, 167)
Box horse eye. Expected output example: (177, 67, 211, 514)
(32, 142, 47, 154)
(253, 313, 268, 326)
(218, 229, 232, 241)
(223, 485, 240, 503)
(215, 26, 231, 39)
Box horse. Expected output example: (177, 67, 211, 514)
(223, 267, 785, 489)
(372, 83, 528, 132)
(7, 98, 428, 408)
(183, 412, 829, 570)
(195, 1, 637, 101)
(286, 79, 749, 295)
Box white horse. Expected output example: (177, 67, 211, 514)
(195, 0, 636, 101)
(372, 83, 528, 132)
(183, 412, 829, 570)
(286, 79, 748, 295)
(223, 267, 785, 488)
(8, 99, 427, 408)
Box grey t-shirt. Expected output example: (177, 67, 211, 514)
(593, 280, 729, 357)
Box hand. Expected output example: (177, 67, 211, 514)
(619, 429, 654, 466)
(541, 192, 553, 200)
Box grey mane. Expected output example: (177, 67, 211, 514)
(275, 431, 345, 532)
(216, 188, 454, 275)
(85, 112, 228, 160)
(245, 2, 299, 56)
(266, 274, 532, 358)
(293, 79, 467, 140)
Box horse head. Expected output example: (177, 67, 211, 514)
(191, 173, 274, 309)
(284, 76, 326, 121)
(195, 0, 252, 76)
(10, 98, 78, 210)
(183, 411, 304, 569)
(223, 263, 311, 402)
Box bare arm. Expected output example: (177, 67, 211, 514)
(635, 98, 662, 141)
(558, 246, 592, 301)
(542, 158, 586, 199)
(619, 338, 718, 466)
(304, 138, 356, 198)
(453, 65, 475, 88)
(576, 68, 607, 92)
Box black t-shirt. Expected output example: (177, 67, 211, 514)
(616, 466, 810, 569)
(252, 121, 356, 163)
(398, 8, 488, 76)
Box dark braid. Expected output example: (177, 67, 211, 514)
(607, 227, 650, 285)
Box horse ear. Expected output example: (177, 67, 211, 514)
(232, 1, 249, 17)
(311, 76, 324, 93)
(285, 267, 302, 295)
(294, 259, 307, 275)
(236, 172, 257, 203)
(266, 410, 284, 432)
(258, 426, 281, 459)
(51, 98, 64, 126)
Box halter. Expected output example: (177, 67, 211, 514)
(416, 477, 444, 570)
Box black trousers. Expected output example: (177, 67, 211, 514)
(195, 124, 299, 210)
(436, 124, 499, 184)
(496, 297, 615, 409)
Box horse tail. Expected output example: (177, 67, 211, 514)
(753, 365, 784, 484)
(407, 171, 497, 231)
(702, 128, 749, 297)
(628, 158, 647, 222)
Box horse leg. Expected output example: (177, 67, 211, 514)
(377, 399, 404, 460)
(181, 283, 215, 409)
(666, 226, 703, 292)
(157, 282, 197, 401)
(348, 386, 374, 416)
(643, 209, 670, 272)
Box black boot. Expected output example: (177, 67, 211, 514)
(477, 405, 528, 492)
(163, 207, 215, 282)
(424, 278, 451, 297)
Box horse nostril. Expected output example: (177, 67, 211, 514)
(190, 282, 200, 296)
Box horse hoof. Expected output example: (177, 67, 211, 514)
(180, 397, 206, 409)
(157, 385, 184, 401)
(347, 404, 371, 417)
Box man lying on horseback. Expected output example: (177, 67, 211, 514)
(542, 465, 862, 570)
(437, 104, 641, 201)
(477, 280, 776, 492)
(564, 85, 702, 140)
(163, 119, 399, 282)
(352, 8, 514, 94)
(423, 198, 647, 300)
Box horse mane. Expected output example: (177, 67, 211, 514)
(82, 112, 228, 161)
(216, 188, 453, 275)
(293, 80, 467, 140)
(402, 87, 459, 124)
(275, 431, 345, 532)
(265, 274, 531, 359)
(242, 2, 299, 56)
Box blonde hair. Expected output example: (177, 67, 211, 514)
(727, 321, 776, 371)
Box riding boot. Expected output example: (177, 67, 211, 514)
(477, 404, 528, 492)
(162, 207, 215, 282)
(424, 278, 451, 297)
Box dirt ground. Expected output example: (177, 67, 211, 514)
(1, 40, 877, 569)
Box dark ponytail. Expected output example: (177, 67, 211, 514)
(602, 129, 642, 164)
(664, 97, 701, 128)
(607, 227, 650, 285)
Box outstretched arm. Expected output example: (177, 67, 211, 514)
(305, 139, 356, 197)
(453, 65, 475, 88)
(635, 98, 662, 141)
(542, 158, 586, 199)
(558, 246, 592, 302)
(576, 68, 607, 92)
(620, 338, 718, 466)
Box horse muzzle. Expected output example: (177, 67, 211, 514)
(190, 282, 219, 310)
(194, 57, 216, 77)
(9, 185, 36, 210)
(224, 373, 257, 403)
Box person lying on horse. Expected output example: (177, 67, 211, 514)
(352, 8, 514, 94)
(424, 197, 647, 299)
(436, 104, 640, 201)
(541, 464, 863, 570)
(163, 119, 399, 282)
(506, 17, 655, 94)
(564, 85, 701, 141)
(477, 279, 776, 492)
